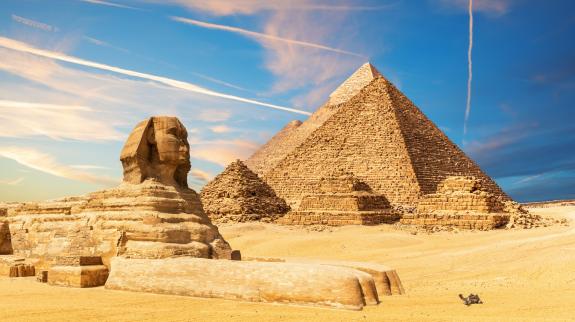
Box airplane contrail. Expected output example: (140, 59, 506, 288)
(171, 16, 364, 58)
(79, 0, 140, 10)
(464, 0, 473, 135)
(0, 36, 311, 116)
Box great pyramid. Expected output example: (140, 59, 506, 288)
(200, 160, 289, 223)
(249, 63, 510, 209)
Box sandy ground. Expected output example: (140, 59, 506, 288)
(1, 206, 574, 322)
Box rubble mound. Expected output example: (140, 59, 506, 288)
(201, 160, 289, 223)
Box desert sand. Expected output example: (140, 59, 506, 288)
(1, 206, 573, 321)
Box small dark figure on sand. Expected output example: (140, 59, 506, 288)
(459, 293, 483, 306)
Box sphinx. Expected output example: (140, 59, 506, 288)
(0, 116, 232, 270)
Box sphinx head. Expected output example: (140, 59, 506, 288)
(120, 116, 190, 188)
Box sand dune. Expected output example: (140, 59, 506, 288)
(1, 206, 573, 321)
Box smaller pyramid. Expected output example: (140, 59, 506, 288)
(200, 160, 289, 223)
(279, 170, 399, 226)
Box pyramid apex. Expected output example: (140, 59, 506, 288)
(360, 62, 381, 76)
(327, 62, 382, 106)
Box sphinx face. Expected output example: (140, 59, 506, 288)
(152, 117, 190, 166)
(120, 116, 191, 187)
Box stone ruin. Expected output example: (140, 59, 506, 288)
(279, 171, 400, 226)
(401, 176, 510, 230)
(242, 62, 517, 229)
(0, 116, 232, 283)
(0, 116, 403, 310)
(200, 159, 289, 223)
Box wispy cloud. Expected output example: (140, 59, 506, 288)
(0, 36, 310, 115)
(149, 0, 393, 15)
(260, 10, 365, 96)
(191, 72, 250, 92)
(11, 14, 59, 32)
(70, 164, 111, 170)
(80, 0, 141, 10)
(192, 139, 259, 166)
(0, 100, 124, 141)
(157, 1, 382, 107)
(83, 36, 129, 53)
(0, 177, 24, 186)
(209, 125, 232, 133)
(0, 147, 118, 186)
(172, 16, 364, 57)
(194, 109, 231, 122)
(189, 168, 212, 182)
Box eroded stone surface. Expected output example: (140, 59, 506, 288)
(201, 160, 289, 223)
(0, 255, 35, 277)
(246, 256, 404, 297)
(2, 116, 231, 269)
(121, 117, 190, 188)
(48, 264, 109, 288)
(105, 257, 378, 310)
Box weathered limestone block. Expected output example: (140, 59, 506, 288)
(249, 257, 404, 297)
(312, 261, 404, 296)
(201, 160, 289, 223)
(48, 266, 109, 288)
(3, 116, 232, 269)
(37, 270, 48, 283)
(0, 219, 12, 255)
(280, 172, 399, 226)
(105, 257, 379, 310)
(0, 255, 35, 277)
(47, 256, 109, 288)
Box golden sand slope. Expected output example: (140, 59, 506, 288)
(1, 206, 574, 321)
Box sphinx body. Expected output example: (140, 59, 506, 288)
(0, 116, 231, 268)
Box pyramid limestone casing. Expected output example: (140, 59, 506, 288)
(200, 160, 289, 222)
(263, 75, 510, 208)
(245, 63, 380, 176)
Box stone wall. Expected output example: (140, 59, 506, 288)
(279, 211, 400, 226)
(299, 194, 391, 212)
(400, 213, 509, 230)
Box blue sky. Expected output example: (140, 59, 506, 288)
(0, 0, 573, 202)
